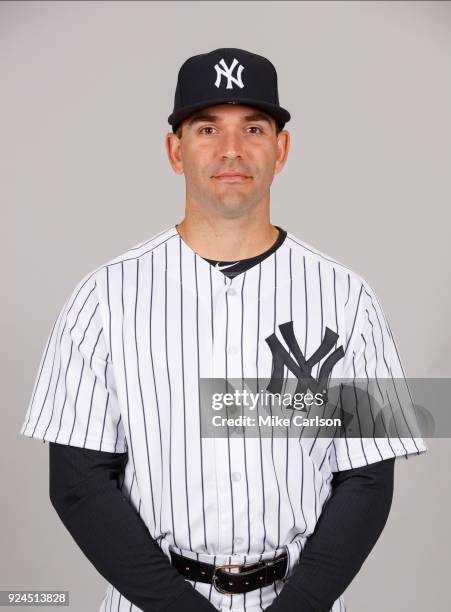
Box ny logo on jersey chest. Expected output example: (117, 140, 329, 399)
(265, 321, 345, 403)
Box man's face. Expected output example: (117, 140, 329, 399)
(166, 104, 290, 218)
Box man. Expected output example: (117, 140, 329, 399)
(20, 48, 427, 612)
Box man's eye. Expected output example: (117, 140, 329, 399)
(247, 126, 263, 134)
(200, 126, 216, 134)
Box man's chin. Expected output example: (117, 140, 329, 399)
(213, 198, 257, 217)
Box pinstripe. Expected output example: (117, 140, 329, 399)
(67, 300, 100, 444)
(100, 357, 110, 450)
(285, 248, 297, 532)
(351, 351, 368, 465)
(303, 255, 308, 357)
(361, 331, 385, 461)
(240, 272, 252, 556)
(195, 253, 208, 551)
(270, 253, 282, 551)
(334, 385, 352, 468)
(179, 237, 192, 551)
(82, 328, 101, 446)
(107, 266, 113, 362)
(133, 258, 157, 527)
(164, 243, 178, 549)
(149, 251, 165, 538)
(344, 283, 364, 355)
(333, 268, 339, 349)
(344, 273, 351, 307)
(255, 263, 267, 557)
(318, 261, 324, 355)
(224, 277, 236, 555)
(121, 262, 143, 507)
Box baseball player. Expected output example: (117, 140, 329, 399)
(20, 48, 427, 612)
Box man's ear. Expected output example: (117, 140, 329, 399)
(165, 132, 184, 175)
(274, 130, 290, 175)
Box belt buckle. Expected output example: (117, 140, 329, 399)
(212, 559, 269, 594)
(212, 562, 245, 595)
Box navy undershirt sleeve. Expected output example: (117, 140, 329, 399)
(48, 442, 217, 612)
(268, 457, 395, 611)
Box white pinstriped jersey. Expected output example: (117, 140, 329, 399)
(20, 224, 427, 612)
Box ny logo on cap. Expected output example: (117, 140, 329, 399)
(214, 58, 245, 90)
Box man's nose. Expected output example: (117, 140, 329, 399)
(219, 131, 244, 159)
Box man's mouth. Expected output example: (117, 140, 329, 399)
(213, 173, 251, 183)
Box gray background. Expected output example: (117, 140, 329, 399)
(2, 1, 450, 610)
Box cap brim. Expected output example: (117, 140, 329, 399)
(168, 98, 291, 131)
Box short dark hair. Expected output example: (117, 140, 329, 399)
(174, 117, 282, 139)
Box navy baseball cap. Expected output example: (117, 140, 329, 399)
(168, 48, 291, 133)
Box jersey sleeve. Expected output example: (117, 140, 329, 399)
(19, 271, 127, 454)
(328, 279, 427, 472)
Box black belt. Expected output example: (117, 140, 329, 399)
(169, 549, 288, 595)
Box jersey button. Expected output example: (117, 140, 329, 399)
(232, 472, 241, 482)
(227, 346, 238, 356)
(234, 537, 243, 546)
(227, 287, 237, 296)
